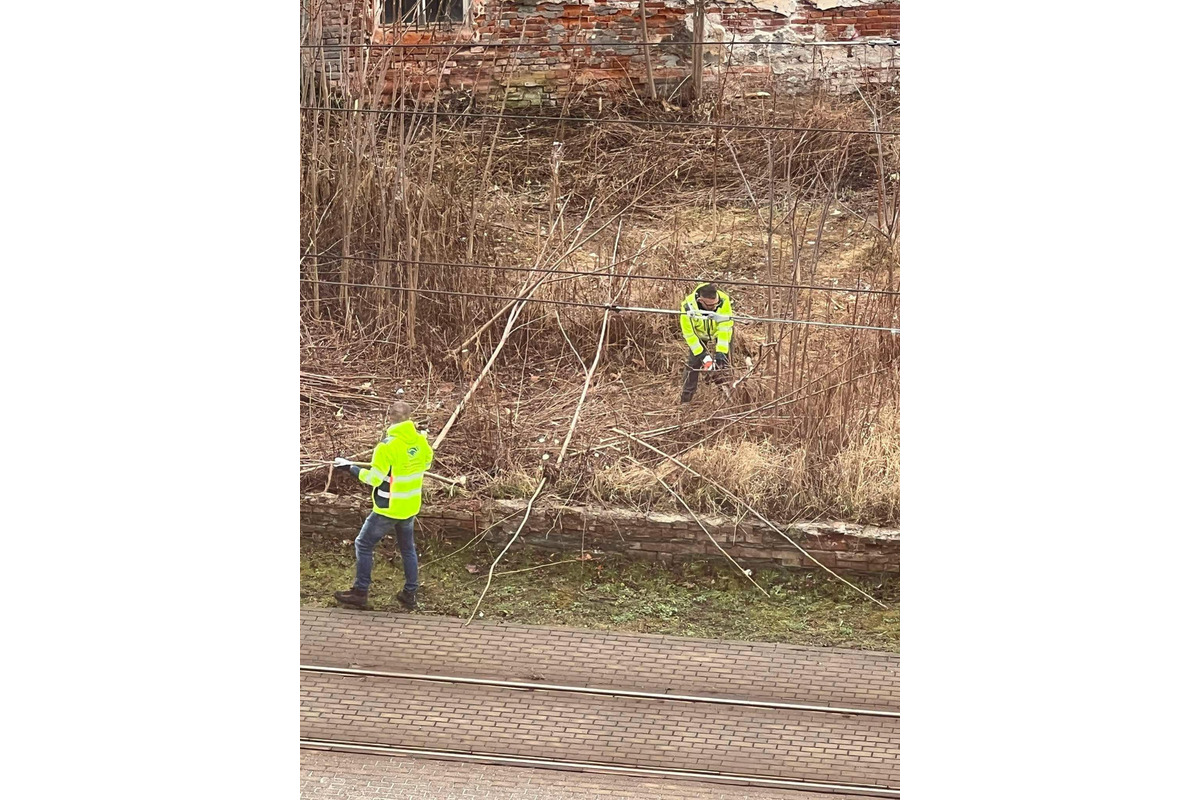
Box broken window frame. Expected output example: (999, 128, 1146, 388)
(380, 0, 467, 28)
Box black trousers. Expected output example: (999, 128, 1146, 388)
(680, 344, 731, 402)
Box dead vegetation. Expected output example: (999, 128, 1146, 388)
(300, 45, 900, 536)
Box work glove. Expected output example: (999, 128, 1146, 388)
(714, 352, 729, 368)
(701, 354, 714, 371)
(333, 457, 353, 469)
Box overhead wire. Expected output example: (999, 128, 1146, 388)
(298, 105, 897, 136)
(298, 39, 900, 50)
(301, 252, 899, 296)
(299, 278, 899, 333)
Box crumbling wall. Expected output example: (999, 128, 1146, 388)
(305, 0, 899, 106)
(301, 492, 901, 574)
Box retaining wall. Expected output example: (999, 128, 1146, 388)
(301, 492, 899, 574)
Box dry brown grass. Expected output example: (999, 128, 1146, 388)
(824, 401, 900, 523)
(579, 404, 897, 525)
(300, 54, 900, 526)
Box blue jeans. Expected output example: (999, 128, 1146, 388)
(352, 512, 418, 594)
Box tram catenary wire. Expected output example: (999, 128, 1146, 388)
(299, 278, 901, 333)
(301, 253, 900, 296)
(299, 105, 899, 136)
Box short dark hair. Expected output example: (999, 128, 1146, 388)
(697, 283, 718, 299)
(389, 400, 413, 423)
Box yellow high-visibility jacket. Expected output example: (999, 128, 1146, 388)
(351, 420, 434, 520)
(679, 286, 733, 356)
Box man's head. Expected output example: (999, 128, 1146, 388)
(388, 400, 413, 426)
(696, 283, 719, 310)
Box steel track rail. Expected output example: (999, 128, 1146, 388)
(300, 664, 899, 718)
(300, 737, 900, 797)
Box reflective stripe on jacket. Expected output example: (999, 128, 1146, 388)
(356, 420, 434, 520)
(679, 286, 733, 355)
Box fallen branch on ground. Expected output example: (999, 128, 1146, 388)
(493, 555, 596, 577)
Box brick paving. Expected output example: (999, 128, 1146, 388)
(301, 608, 899, 711)
(300, 608, 899, 794)
(301, 671, 897, 789)
(300, 749, 859, 799)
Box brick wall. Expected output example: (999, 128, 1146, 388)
(301, 492, 900, 574)
(306, 0, 900, 106)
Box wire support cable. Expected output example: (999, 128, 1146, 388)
(301, 253, 899, 296)
(300, 278, 899, 333)
(299, 105, 898, 136)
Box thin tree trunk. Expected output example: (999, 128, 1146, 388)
(690, 1, 704, 104)
(639, 0, 658, 101)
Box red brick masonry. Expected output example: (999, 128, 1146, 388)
(306, 0, 900, 104)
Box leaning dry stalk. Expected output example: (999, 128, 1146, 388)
(464, 476, 548, 626)
(613, 428, 887, 608)
(552, 221, 624, 469)
(452, 163, 679, 355)
(466, 224, 629, 622)
(642, 461, 769, 596)
(453, 197, 597, 355)
(433, 194, 601, 451)
(463, 305, 609, 624)
(432, 296, 529, 452)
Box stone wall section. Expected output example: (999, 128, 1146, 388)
(301, 492, 900, 574)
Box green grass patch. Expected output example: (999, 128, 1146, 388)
(301, 534, 898, 652)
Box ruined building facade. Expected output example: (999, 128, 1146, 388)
(304, 0, 900, 105)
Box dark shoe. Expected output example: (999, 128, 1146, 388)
(334, 588, 368, 608)
(397, 589, 418, 609)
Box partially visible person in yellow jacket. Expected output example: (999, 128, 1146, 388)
(332, 400, 434, 610)
(679, 282, 734, 403)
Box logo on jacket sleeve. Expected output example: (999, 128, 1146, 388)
(407, 446, 419, 457)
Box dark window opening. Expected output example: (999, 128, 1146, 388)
(382, 0, 463, 25)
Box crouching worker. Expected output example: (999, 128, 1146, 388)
(679, 282, 734, 403)
(332, 400, 433, 610)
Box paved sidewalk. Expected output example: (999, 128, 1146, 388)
(301, 608, 899, 711)
(301, 750, 855, 800)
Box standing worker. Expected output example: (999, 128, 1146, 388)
(331, 400, 433, 610)
(679, 282, 734, 403)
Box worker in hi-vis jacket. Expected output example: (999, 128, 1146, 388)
(679, 282, 734, 403)
(331, 400, 433, 610)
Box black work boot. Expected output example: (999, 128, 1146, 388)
(333, 588, 368, 608)
(397, 589, 418, 610)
